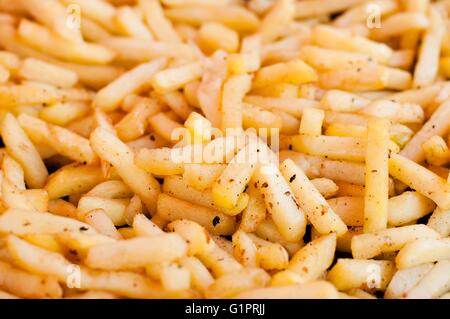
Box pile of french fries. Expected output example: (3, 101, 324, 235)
(0, 0, 449, 300)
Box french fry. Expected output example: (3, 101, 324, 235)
(77, 196, 128, 226)
(221, 74, 252, 131)
(299, 108, 324, 136)
(198, 22, 239, 53)
(115, 6, 153, 40)
(244, 95, 319, 118)
(164, 175, 249, 216)
(389, 153, 450, 209)
(94, 58, 167, 112)
(152, 61, 204, 94)
(0, 260, 62, 298)
(85, 233, 187, 270)
(18, 58, 78, 88)
(327, 259, 396, 291)
(371, 12, 429, 41)
(413, 6, 446, 88)
(178, 256, 214, 294)
(90, 128, 161, 214)
(388, 191, 436, 226)
(234, 281, 339, 299)
(427, 207, 450, 237)
(405, 260, 450, 299)
(422, 135, 450, 166)
(255, 164, 307, 242)
(385, 262, 434, 299)
(205, 268, 270, 299)
(86, 180, 133, 199)
(139, 0, 181, 43)
(157, 194, 236, 235)
(239, 179, 266, 233)
(399, 100, 450, 163)
(260, 0, 295, 44)
(363, 118, 390, 233)
(18, 20, 114, 65)
(351, 225, 440, 259)
(271, 234, 336, 286)
(280, 159, 347, 236)
(252, 60, 317, 89)
(85, 209, 122, 240)
(396, 238, 450, 269)
(165, 5, 260, 32)
(232, 231, 258, 267)
(1, 113, 48, 188)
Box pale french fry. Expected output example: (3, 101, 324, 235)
(352, 225, 440, 259)
(232, 230, 258, 267)
(399, 100, 450, 163)
(234, 281, 339, 299)
(81, 18, 112, 42)
(18, 20, 114, 65)
(100, 37, 195, 63)
(251, 83, 298, 99)
(115, 6, 153, 40)
(255, 164, 307, 242)
(94, 58, 167, 112)
(260, 0, 295, 44)
(0, 209, 95, 236)
(45, 164, 104, 199)
(152, 61, 204, 94)
(148, 112, 184, 143)
(359, 100, 424, 124)
(90, 128, 161, 213)
(132, 214, 163, 237)
(85, 209, 122, 240)
(160, 91, 194, 121)
(48, 199, 77, 219)
(1, 113, 48, 188)
(7, 235, 194, 298)
(164, 175, 249, 216)
(271, 234, 336, 286)
(427, 207, 450, 237)
(363, 118, 390, 233)
(139, 0, 181, 43)
(385, 262, 434, 299)
(310, 178, 339, 199)
(371, 12, 429, 41)
(396, 238, 450, 269)
(165, 5, 260, 32)
(333, 0, 398, 27)
(312, 25, 393, 63)
(205, 268, 270, 299)
(39, 102, 90, 126)
(228, 33, 261, 75)
(279, 150, 366, 185)
(327, 259, 396, 291)
(405, 260, 450, 299)
(159, 262, 191, 291)
(388, 191, 436, 226)
(239, 179, 266, 233)
(299, 108, 324, 136)
(252, 60, 317, 89)
(247, 233, 289, 270)
(86, 180, 133, 199)
(280, 159, 347, 236)
(389, 153, 450, 209)
(422, 135, 450, 166)
(77, 196, 128, 226)
(85, 233, 187, 270)
(178, 256, 214, 294)
(135, 147, 184, 176)
(157, 193, 236, 236)
(295, 0, 365, 19)
(0, 50, 20, 72)
(221, 74, 252, 131)
(198, 22, 239, 54)
(292, 134, 366, 162)
(413, 6, 446, 88)
(0, 260, 62, 298)
(244, 95, 319, 118)
(18, 58, 78, 88)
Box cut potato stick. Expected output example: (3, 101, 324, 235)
(385, 262, 434, 299)
(405, 260, 450, 299)
(363, 118, 390, 233)
(427, 207, 450, 237)
(94, 58, 167, 112)
(327, 259, 396, 291)
(139, 0, 181, 44)
(235, 281, 338, 299)
(255, 164, 307, 242)
(85, 233, 187, 270)
(221, 74, 252, 131)
(18, 20, 114, 65)
(271, 234, 336, 286)
(18, 58, 78, 88)
(351, 225, 440, 259)
(280, 159, 347, 236)
(1, 113, 48, 188)
(396, 238, 450, 269)
(90, 128, 161, 214)
(85, 209, 122, 240)
(157, 193, 236, 236)
(152, 61, 204, 94)
(399, 100, 450, 163)
(389, 153, 450, 209)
